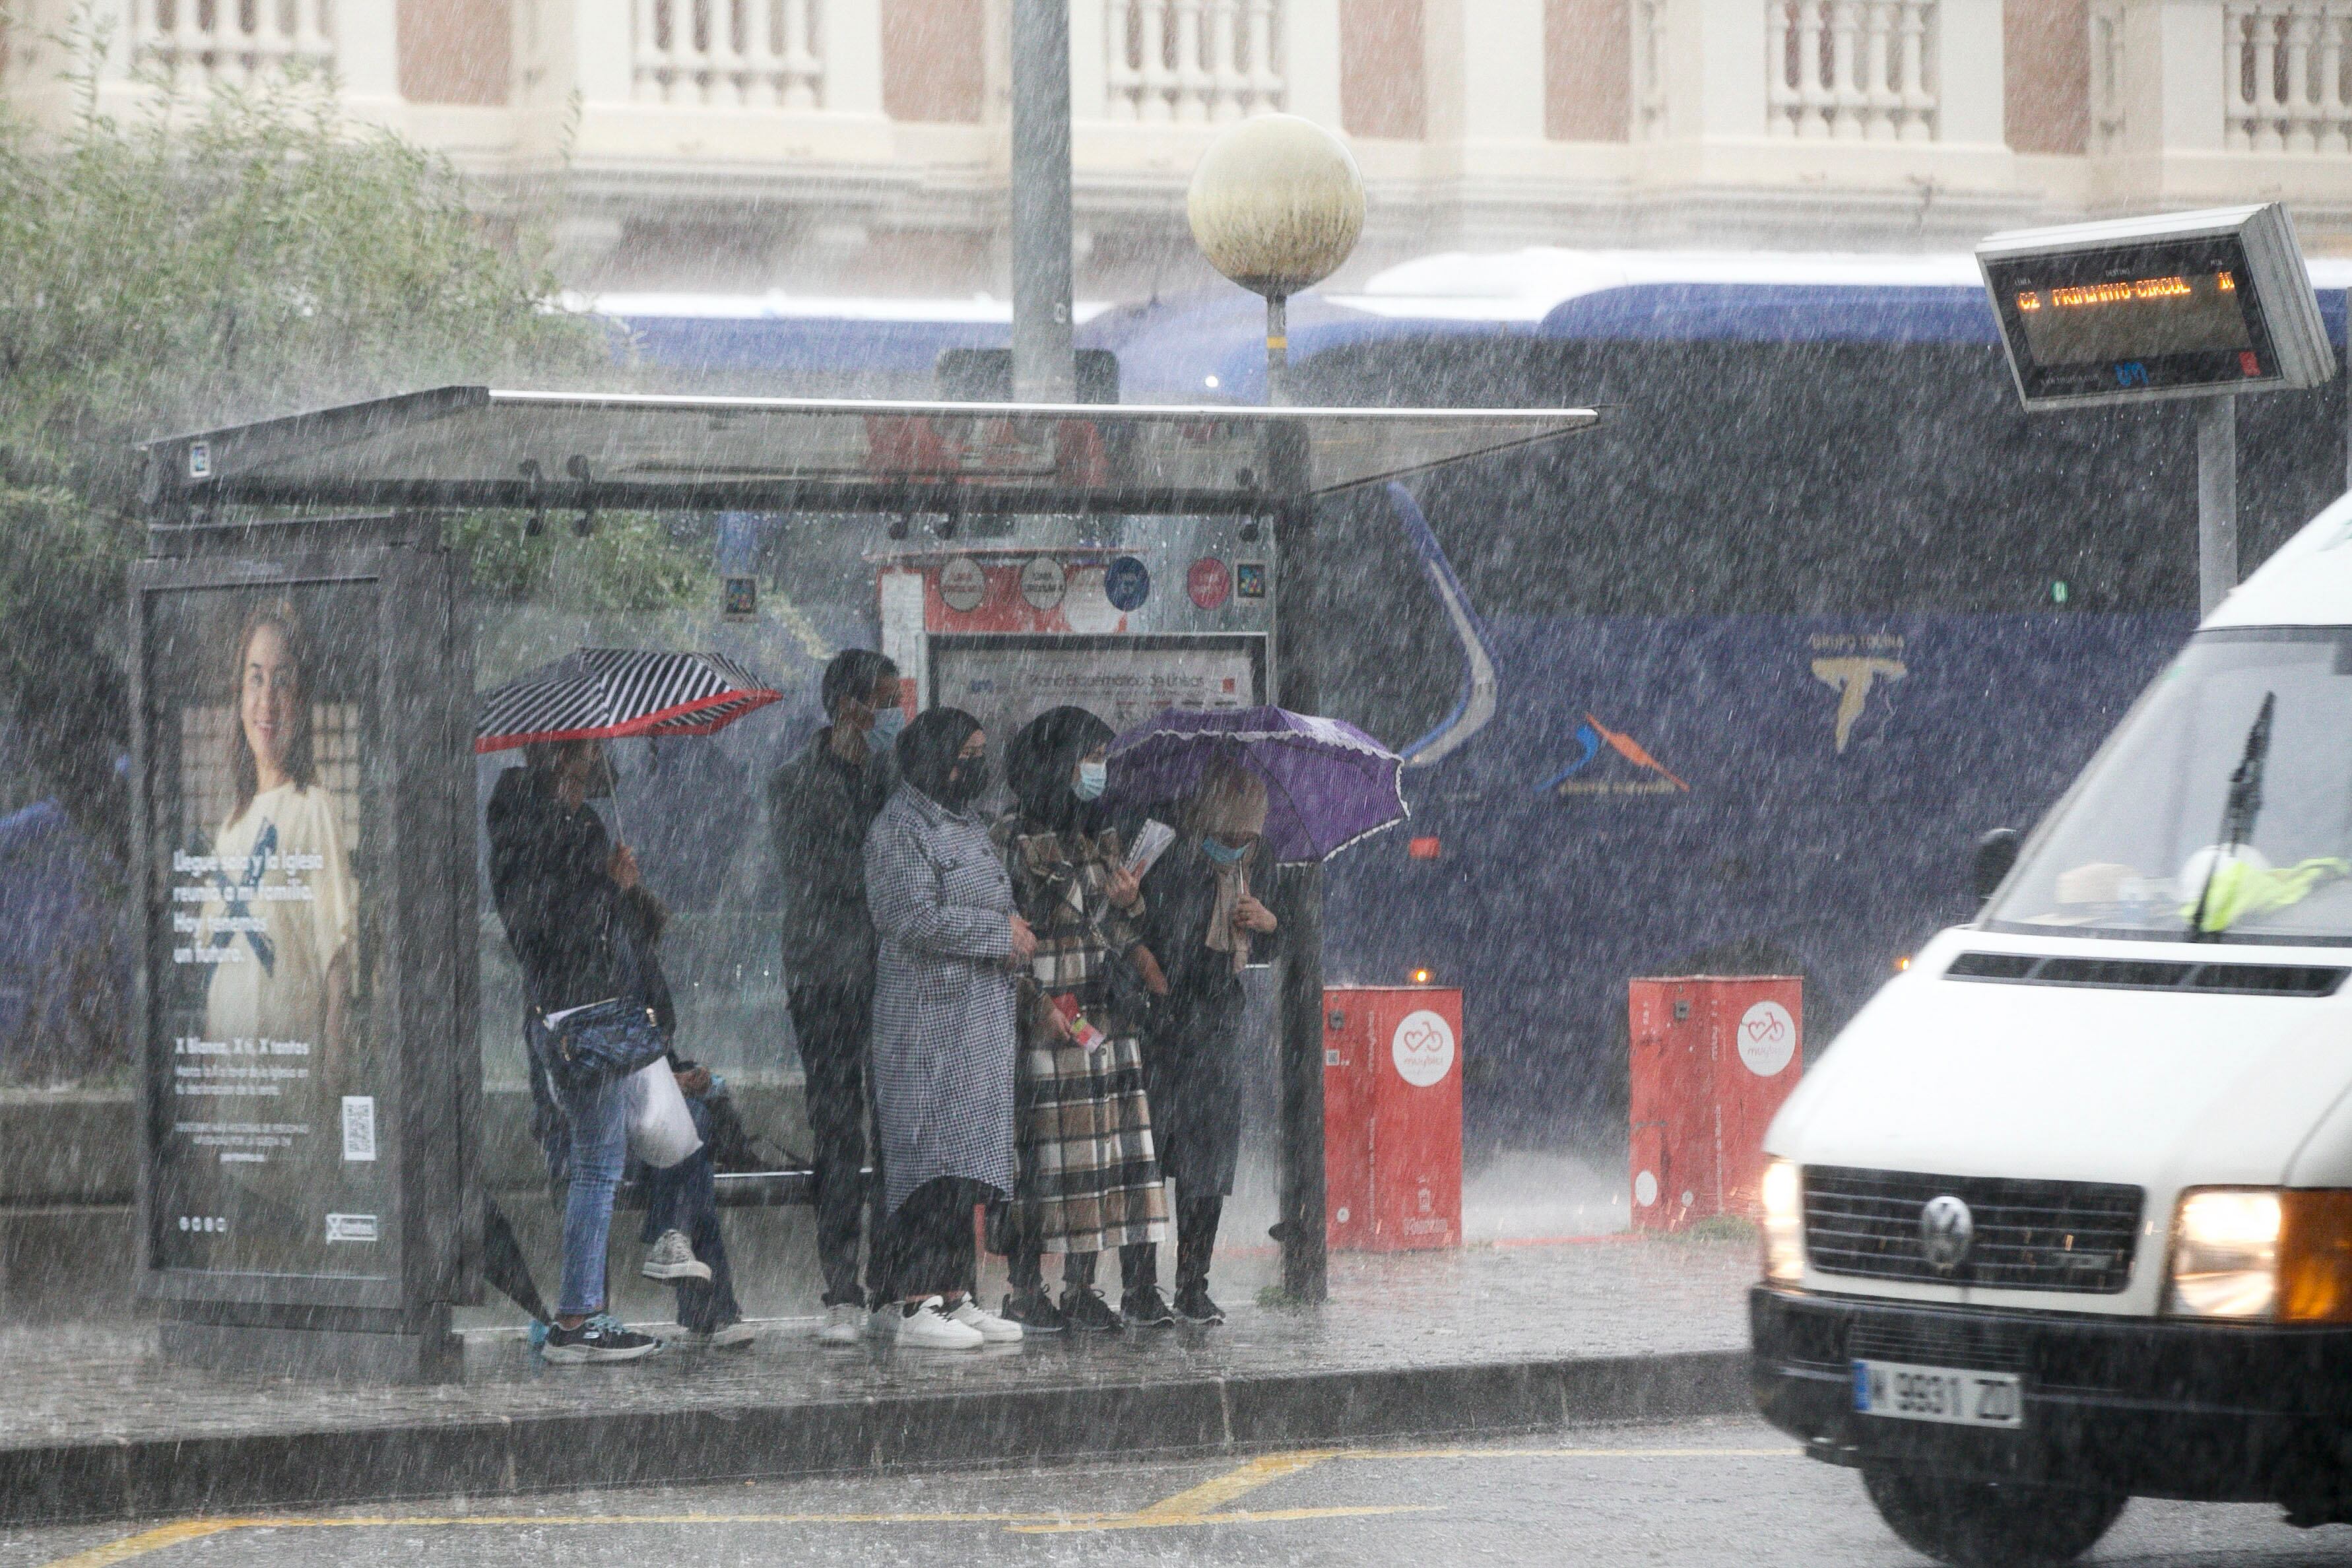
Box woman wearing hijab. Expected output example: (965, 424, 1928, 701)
(995, 707, 1171, 1332)
(864, 708, 1033, 1350)
(1132, 758, 1279, 1326)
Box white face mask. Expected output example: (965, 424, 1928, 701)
(1074, 760, 1108, 800)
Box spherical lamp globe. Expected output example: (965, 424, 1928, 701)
(1187, 114, 1365, 298)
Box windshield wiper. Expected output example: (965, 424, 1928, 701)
(2190, 690, 2277, 942)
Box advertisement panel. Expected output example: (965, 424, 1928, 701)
(930, 635, 1263, 744)
(142, 579, 394, 1283)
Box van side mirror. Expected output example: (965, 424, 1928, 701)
(1973, 828, 2020, 902)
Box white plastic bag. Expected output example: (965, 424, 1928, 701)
(624, 1060, 703, 1169)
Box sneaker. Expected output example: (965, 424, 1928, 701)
(1060, 1285, 1125, 1332)
(684, 1318, 757, 1348)
(948, 1296, 1024, 1344)
(541, 1317, 662, 1364)
(641, 1229, 713, 1282)
(1122, 1285, 1177, 1328)
(816, 1301, 865, 1345)
(1173, 1284, 1225, 1325)
(1000, 1286, 1067, 1333)
(894, 1295, 984, 1350)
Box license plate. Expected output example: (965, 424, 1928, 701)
(1852, 1359, 2023, 1429)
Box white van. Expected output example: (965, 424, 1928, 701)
(1753, 492, 2352, 1567)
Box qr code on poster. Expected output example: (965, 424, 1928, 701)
(341, 1095, 377, 1162)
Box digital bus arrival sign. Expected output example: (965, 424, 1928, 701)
(1978, 204, 2334, 410)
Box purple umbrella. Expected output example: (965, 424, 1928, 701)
(1106, 706, 1409, 865)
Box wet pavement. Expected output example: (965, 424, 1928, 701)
(1, 1236, 1750, 1449)
(11, 1414, 2347, 1568)
(0, 1236, 1755, 1524)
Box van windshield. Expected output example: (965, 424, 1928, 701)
(1986, 629, 2352, 944)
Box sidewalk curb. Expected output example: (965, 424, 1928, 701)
(0, 1349, 1752, 1524)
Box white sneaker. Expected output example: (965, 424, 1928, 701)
(641, 1229, 713, 1283)
(948, 1296, 1024, 1344)
(893, 1295, 983, 1350)
(816, 1302, 864, 1345)
(685, 1319, 757, 1348)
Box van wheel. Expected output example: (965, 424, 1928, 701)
(1861, 1465, 2126, 1568)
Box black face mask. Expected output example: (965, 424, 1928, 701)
(940, 755, 992, 808)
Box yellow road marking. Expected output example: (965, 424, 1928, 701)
(1346, 1445, 1799, 1462)
(1012, 1504, 1439, 1534)
(1136, 1450, 1341, 1517)
(40, 1441, 1798, 1563)
(39, 1521, 245, 1568)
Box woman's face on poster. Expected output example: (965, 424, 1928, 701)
(240, 622, 300, 781)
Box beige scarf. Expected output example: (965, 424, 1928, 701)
(1204, 850, 1254, 973)
(1188, 760, 1269, 975)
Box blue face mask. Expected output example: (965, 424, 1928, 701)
(1202, 836, 1249, 866)
(868, 706, 907, 748)
(1074, 760, 1108, 801)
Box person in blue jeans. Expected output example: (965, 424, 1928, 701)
(489, 739, 664, 1365)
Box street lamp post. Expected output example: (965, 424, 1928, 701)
(1186, 115, 1366, 408)
(1186, 115, 1364, 1302)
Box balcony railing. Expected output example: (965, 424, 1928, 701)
(1102, 0, 1284, 122)
(633, 0, 825, 108)
(133, 0, 335, 86)
(2225, 0, 2352, 150)
(2091, 0, 2127, 152)
(1765, 0, 1938, 139)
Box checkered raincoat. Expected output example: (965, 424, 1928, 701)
(865, 782, 1020, 1215)
(999, 821, 1168, 1253)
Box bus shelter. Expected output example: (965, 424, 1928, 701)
(130, 388, 1594, 1379)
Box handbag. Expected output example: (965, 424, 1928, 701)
(544, 994, 669, 1078)
(537, 909, 669, 1080)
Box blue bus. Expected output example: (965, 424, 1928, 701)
(590, 254, 2352, 1146)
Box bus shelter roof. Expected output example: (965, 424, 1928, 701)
(141, 387, 1598, 517)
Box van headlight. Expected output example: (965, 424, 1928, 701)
(1761, 1158, 1804, 1285)
(2167, 1189, 2352, 1323)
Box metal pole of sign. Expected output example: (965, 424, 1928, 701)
(1009, 0, 1076, 403)
(1265, 294, 1290, 406)
(2199, 394, 2238, 618)
(1269, 432, 1328, 1305)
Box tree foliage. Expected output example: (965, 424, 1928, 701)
(0, 51, 667, 861)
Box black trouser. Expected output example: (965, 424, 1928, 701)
(789, 979, 888, 1307)
(1125, 1195, 1224, 1295)
(890, 1177, 986, 1301)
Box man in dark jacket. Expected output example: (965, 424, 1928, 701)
(768, 649, 901, 1342)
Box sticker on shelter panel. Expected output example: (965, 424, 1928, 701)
(1737, 1001, 1798, 1076)
(1391, 1010, 1456, 1088)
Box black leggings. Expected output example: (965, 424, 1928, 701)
(889, 1177, 987, 1301)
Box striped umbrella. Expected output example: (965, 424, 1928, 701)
(474, 649, 782, 754)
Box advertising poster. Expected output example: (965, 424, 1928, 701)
(144, 582, 391, 1281)
(931, 637, 1262, 749)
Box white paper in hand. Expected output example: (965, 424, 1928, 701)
(1124, 818, 1177, 878)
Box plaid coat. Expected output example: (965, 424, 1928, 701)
(999, 821, 1168, 1253)
(865, 783, 1020, 1215)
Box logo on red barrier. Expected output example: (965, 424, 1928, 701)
(1188, 557, 1231, 609)
(1390, 1009, 1456, 1088)
(1737, 1000, 1796, 1076)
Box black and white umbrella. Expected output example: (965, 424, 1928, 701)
(474, 649, 781, 754)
